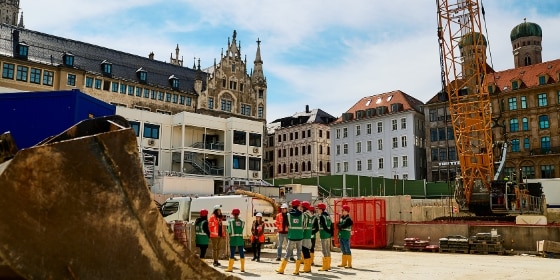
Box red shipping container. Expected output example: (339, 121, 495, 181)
(333, 198, 387, 249)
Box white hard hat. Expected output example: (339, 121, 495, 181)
(256, 212, 263, 217)
(280, 203, 288, 209)
(213, 204, 222, 210)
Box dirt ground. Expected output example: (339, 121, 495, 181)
(205, 248, 558, 280)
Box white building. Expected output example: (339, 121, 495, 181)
(330, 90, 426, 180)
(117, 107, 264, 194)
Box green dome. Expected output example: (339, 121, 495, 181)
(458, 32, 487, 48)
(510, 21, 542, 41)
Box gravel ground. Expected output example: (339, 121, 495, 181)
(206, 248, 558, 280)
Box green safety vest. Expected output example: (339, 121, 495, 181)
(310, 214, 318, 239)
(338, 215, 352, 240)
(287, 213, 305, 240)
(195, 220, 209, 245)
(319, 214, 332, 239)
(228, 218, 245, 247)
(303, 212, 314, 239)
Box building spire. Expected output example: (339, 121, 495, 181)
(18, 12, 24, 28)
(252, 38, 266, 86)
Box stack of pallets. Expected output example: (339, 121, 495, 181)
(439, 235, 469, 253)
(469, 232, 505, 255)
(404, 237, 432, 251)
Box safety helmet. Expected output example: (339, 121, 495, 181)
(342, 205, 350, 212)
(256, 212, 263, 217)
(200, 209, 208, 217)
(232, 208, 240, 215)
(213, 204, 222, 210)
(308, 206, 315, 212)
(317, 203, 327, 210)
(291, 199, 301, 207)
(280, 203, 288, 209)
(301, 201, 311, 209)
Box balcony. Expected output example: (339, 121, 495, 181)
(529, 146, 560, 156)
(191, 142, 224, 151)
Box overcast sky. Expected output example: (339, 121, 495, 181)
(20, 0, 560, 122)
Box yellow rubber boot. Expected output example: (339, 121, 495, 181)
(338, 255, 347, 267)
(293, 260, 301, 275)
(240, 258, 245, 272)
(345, 255, 352, 268)
(326, 256, 332, 270)
(310, 252, 315, 266)
(225, 258, 234, 272)
(276, 259, 288, 274)
(318, 257, 328, 271)
(302, 258, 311, 273)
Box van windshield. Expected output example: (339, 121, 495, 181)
(161, 201, 179, 217)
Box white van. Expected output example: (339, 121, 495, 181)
(161, 195, 276, 246)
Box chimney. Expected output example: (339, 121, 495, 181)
(305, 105, 310, 113)
(148, 52, 154, 60)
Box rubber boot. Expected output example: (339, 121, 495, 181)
(293, 260, 301, 275)
(310, 252, 315, 266)
(303, 258, 311, 273)
(338, 254, 347, 267)
(326, 256, 332, 270)
(345, 255, 352, 268)
(240, 258, 245, 272)
(225, 258, 234, 272)
(276, 259, 288, 274)
(318, 257, 328, 271)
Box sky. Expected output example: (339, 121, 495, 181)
(20, 0, 560, 122)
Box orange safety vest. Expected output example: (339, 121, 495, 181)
(208, 215, 226, 238)
(275, 212, 288, 233)
(251, 220, 265, 243)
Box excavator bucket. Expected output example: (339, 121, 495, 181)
(0, 116, 238, 280)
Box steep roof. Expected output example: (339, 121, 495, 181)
(270, 106, 336, 129)
(487, 58, 560, 93)
(0, 24, 206, 94)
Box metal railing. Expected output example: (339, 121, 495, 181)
(191, 142, 225, 151)
(184, 152, 224, 175)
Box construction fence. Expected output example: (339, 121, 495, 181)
(332, 198, 387, 249)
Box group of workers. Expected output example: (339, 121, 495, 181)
(193, 200, 353, 275)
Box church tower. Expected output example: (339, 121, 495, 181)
(510, 19, 542, 68)
(0, 0, 20, 26)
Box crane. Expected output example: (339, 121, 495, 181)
(436, 0, 494, 213)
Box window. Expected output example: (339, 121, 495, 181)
(258, 107, 263, 118)
(537, 93, 547, 107)
(402, 156, 408, 167)
(249, 157, 261, 171)
(121, 84, 128, 94)
(327, 131, 330, 139)
(366, 123, 372, 134)
(336, 162, 341, 173)
(356, 142, 362, 153)
(137, 69, 147, 83)
(129, 86, 136, 96)
(449, 147, 457, 161)
(233, 156, 246, 170)
(2, 63, 14, 79)
(401, 136, 407, 147)
(378, 158, 384, 169)
(240, 83, 244, 92)
(343, 144, 348, 154)
(85, 76, 93, 88)
(335, 145, 340, 155)
(30, 68, 41, 84)
(343, 128, 348, 138)
(16, 43, 28, 59)
(508, 97, 517, 110)
(524, 138, 530, 150)
(343, 162, 349, 172)
(393, 157, 398, 168)
(221, 99, 232, 112)
(249, 133, 261, 147)
(377, 122, 383, 133)
(186, 97, 192, 106)
(336, 129, 340, 139)
(136, 87, 142, 97)
(356, 160, 362, 172)
(431, 149, 438, 161)
(208, 97, 214, 109)
(429, 109, 436, 122)
(101, 61, 112, 76)
(143, 124, 160, 139)
(520, 96, 527, 109)
(392, 137, 398, 148)
(511, 139, 520, 152)
(319, 130, 323, 138)
(241, 104, 251, 116)
(63, 53, 74, 67)
(541, 165, 554, 178)
(42, 70, 54, 86)
(356, 125, 361, 136)
(403, 174, 409, 180)
(222, 79, 226, 88)
(512, 80, 519, 90)
(112, 82, 119, 92)
(522, 166, 535, 179)
(233, 130, 246, 145)
(438, 127, 446, 141)
(67, 73, 76, 86)
(130, 121, 140, 136)
(539, 115, 549, 129)
(229, 80, 237, 90)
(378, 139, 383, 150)
(392, 119, 397, 130)
(367, 140, 372, 152)
(289, 133, 293, 141)
(367, 159, 373, 170)
(447, 127, 454, 140)
(258, 89, 264, 99)
(401, 118, 407, 129)
(538, 75, 546, 85)
(509, 119, 519, 132)
(16, 65, 28, 81)
(94, 78, 102, 89)
(430, 128, 438, 142)
(541, 136, 551, 152)
(522, 117, 529, 131)
(439, 148, 447, 161)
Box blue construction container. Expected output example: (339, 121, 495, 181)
(0, 89, 116, 149)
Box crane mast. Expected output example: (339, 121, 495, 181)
(436, 0, 494, 210)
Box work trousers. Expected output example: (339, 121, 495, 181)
(197, 244, 208, 258)
(339, 238, 351, 255)
(230, 245, 244, 259)
(284, 239, 302, 261)
(211, 237, 223, 262)
(252, 241, 262, 260)
(320, 238, 331, 257)
(277, 233, 288, 258)
(310, 237, 316, 253)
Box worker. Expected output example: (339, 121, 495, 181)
(308, 205, 319, 266)
(317, 202, 333, 271)
(194, 208, 211, 259)
(275, 203, 291, 261)
(251, 212, 265, 262)
(337, 204, 354, 269)
(301, 201, 314, 273)
(276, 199, 305, 275)
(225, 208, 245, 273)
(208, 204, 226, 267)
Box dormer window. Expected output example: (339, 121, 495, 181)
(136, 68, 147, 84)
(538, 75, 546, 85)
(16, 42, 28, 60)
(101, 60, 112, 76)
(512, 80, 519, 90)
(169, 75, 179, 89)
(488, 85, 494, 94)
(63, 52, 74, 67)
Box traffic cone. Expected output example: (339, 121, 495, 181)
(293, 260, 301, 275)
(225, 258, 234, 272)
(276, 259, 288, 274)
